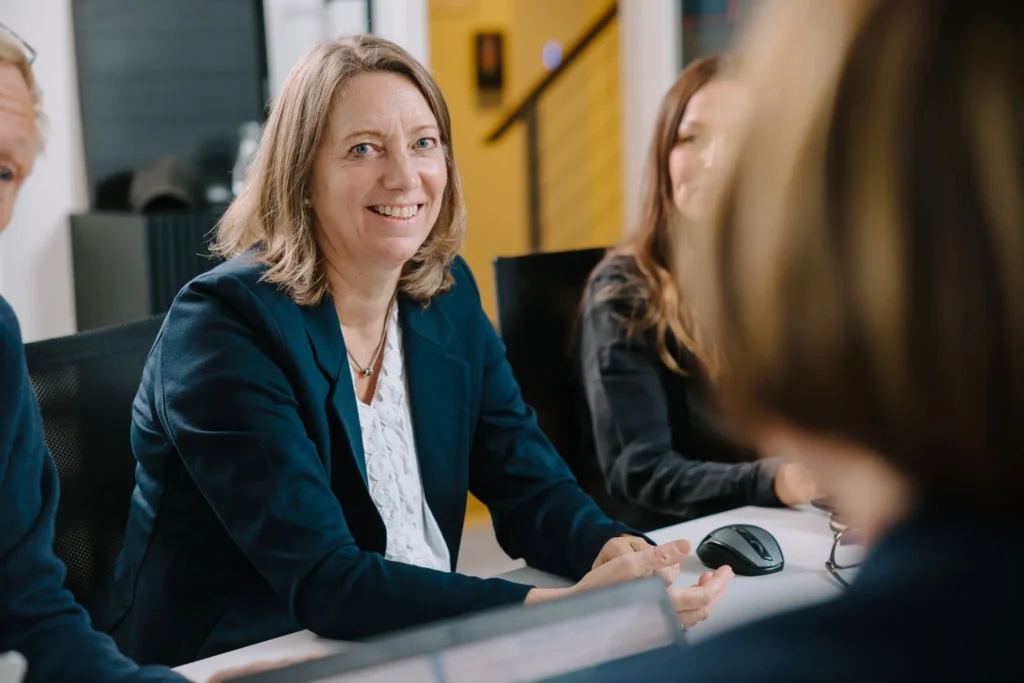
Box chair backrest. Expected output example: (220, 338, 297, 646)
(23, 314, 165, 604)
(493, 247, 607, 492)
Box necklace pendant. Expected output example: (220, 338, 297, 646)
(361, 367, 373, 377)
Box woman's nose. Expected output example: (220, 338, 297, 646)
(382, 150, 421, 191)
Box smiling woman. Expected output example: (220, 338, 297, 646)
(90, 35, 731, 668)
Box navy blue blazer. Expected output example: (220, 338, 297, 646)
(93, 254, 634, 666)
(0, 296, 181, 682)
(561, 502, 1024, 682)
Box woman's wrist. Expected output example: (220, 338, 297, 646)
(524, 586, 576, 605)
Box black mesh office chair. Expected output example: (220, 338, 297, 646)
(493, 247, 608, 495)
(23, 314, 165, 605)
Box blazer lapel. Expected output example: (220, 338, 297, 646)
(301, 297, 368, 487)
(399, 297, 471, 559)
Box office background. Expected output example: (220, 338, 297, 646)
(0, 0, 753, 533)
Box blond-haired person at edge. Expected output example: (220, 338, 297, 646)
(577, 55, 817, 531)
(0, 25, 189, 683)
(0, 24, 324, 683)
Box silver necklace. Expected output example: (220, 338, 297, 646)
(345, 298, 394, 378)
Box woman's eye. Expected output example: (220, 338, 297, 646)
(414, 138, 437, 150)
(0, 166, 15, 183)
(352, 143, 373, 156)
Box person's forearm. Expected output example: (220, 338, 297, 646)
(609, 448, 774, 518)
(13, 612, 185, 683)
(295, 550, 533, 640)
(490, 480, 633, 580)
(524, 586, 576, 605)
(749, 458, 783, 507)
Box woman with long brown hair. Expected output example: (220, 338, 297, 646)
(577, 55, 816, 530)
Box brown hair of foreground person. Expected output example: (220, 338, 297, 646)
(698, 0, 1024, 509)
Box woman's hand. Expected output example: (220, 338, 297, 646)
(669, 566, 733, 628)
(773, 461, 820, 506)
(527, 539, 733, 629)
(588, 538, 733, 627)
(592, 534, 680, 586)
(526, 539, 691, 605)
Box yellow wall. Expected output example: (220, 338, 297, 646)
(536, 13, 623, 252)
(430, 0, 622, 526)
(429, 0, 622, 319)
(429, 0, 525, 325)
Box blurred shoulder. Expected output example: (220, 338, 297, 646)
(187, 251, 272, 298)
(0, 294, 18, 339)
(0, 295, 24, 361)
(435, 255, 485, 314)
(177, 251, 300, 317)
(157, 252, 307, 356)
(590, 252, 639, 286)
(446, 255, 479, 295)
(584, 252, 647, 320)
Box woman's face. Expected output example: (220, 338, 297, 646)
(309, 71, 447, 271)
(667, 79, 748, 222)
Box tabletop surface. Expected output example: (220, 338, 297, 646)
(174, 505, 843, 681)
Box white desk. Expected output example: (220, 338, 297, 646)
(502, 505, 842, 642)
(175, 505, 841, 681)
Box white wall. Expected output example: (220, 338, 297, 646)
(263, 0, 371, 100)
(371, 0, 429, 67)
(264, 0, 429, 100)
(0, 0, 86, 342)
(0, 1, 430, 342)
(619, 0, 680, 232)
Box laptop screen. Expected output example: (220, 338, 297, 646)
(238, 578, 681, 683)
(436, 600, 674, 683)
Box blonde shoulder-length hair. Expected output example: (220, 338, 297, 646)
(214, 35, 466, 306)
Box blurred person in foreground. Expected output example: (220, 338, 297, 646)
(94, 35, 731, 667)
(576, 55, 817, 532)
(581, 0, 1024, 680)
(0, 25, 185, 683)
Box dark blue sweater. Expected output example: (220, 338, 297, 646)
(0, 295, 183, 682)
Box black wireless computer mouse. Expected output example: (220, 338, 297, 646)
(696, 524, 784, 576)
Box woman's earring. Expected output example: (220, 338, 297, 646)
(303, 197, 311, 206)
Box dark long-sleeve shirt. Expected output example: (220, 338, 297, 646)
(0, 295, 183, 682)
(576, 255, 780, 530)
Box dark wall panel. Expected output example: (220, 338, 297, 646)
(73, 0, 267, 206)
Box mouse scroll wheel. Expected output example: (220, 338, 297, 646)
(732, 526, 774, 562)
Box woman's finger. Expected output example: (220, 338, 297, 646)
(670, 566, 734, 627)
(669, 584, 715, 613)
(628, 536, 654, 552)
(655, 563, 680, 587)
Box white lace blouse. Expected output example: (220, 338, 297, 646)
(350, 304, 451, 572)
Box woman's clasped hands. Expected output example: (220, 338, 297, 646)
(528, 538, 733, 629)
